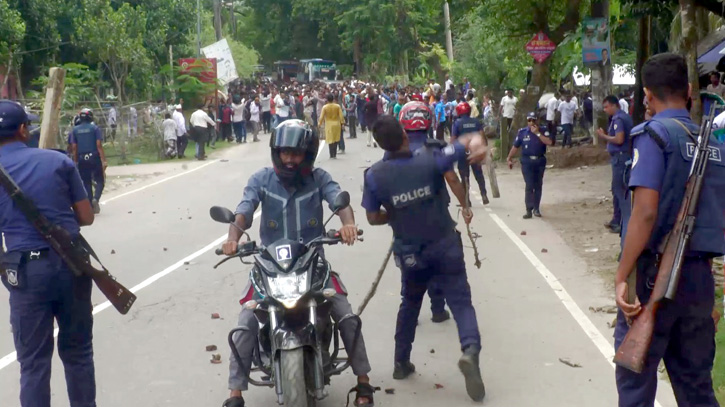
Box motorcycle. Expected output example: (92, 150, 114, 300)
(210, 191, 363, 407)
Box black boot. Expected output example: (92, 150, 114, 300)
(533, 209, 541, 217)
(481, 194, 490, 205)
(431, 310, 451, 323)
(393, 361, 416, 380)
(222, 396, 245, 407)
(458, 345, 485, 402)
(523, 210, 533, 219)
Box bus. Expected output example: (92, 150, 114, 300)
(297, 59, 337, 82)
(273, 60, 299, 82)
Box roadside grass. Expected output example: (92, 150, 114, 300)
(104, 137, 237, 166)
(715, 287, 724, 404)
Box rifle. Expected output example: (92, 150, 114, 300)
(0, 163, 136, 315)
(613, 105, 718, 373)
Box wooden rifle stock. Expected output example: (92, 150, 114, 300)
(613, 106, 716, 373)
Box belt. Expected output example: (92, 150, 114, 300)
(523, 155, 542, 160)
(23, 249, 50, 261)
(610, 151, 630, 156)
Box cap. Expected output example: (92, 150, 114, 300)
(526, 112, 537, 120)
(0, 100, 36, 136)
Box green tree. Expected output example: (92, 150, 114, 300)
(0, 0, 25, 78)
(74, 0, 150, 104)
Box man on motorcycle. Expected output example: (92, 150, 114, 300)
(221, 120, 375, 407)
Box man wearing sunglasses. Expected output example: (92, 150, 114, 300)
(505, 112, 554, 219)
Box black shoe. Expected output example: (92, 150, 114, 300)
(610, 224, 621, 234)
(458, 346, 486, 402)
(523, 211, 533, 219)
(533, 209, 541, 217)
(92, 199, 101, 214)
(482, 194, 490, 205)
(393, 361, 416, 380)
(222, 396, 245, 407)
(431, 310, 450, 323)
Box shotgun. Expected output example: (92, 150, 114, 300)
(613, 105, 717, 373)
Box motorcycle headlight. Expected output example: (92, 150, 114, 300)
(267, 273, 308, 308)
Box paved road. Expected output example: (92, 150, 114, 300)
(0, 132, 678, 406)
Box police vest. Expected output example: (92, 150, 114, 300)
(73, 123, 98, 154)
(369, 150, 454, 244)
(634, 118, 725, 257)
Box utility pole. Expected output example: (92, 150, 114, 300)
(590, 0, 610, 147)
(196, 0, 202, 57)
(39, 67, 66, 150)
(443, 1, 454, 63)
(169, 45, 175, 101)
(213, 0, 223, 42)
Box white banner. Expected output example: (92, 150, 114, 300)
(201, 38, 238, 86)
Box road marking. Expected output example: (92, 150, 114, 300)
(485, 206, 665, 407)
(100, 160, 220, 205)
(2, 140, 328, 372)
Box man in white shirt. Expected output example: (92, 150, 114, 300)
(618, 93, 629, 114)
(249, 96, 261, 142)
(162, 112, 178, 158)
(557, 94, 577, 148)
(231, 98, 246, 143)
(445, 74, 454, 92)
(273, 91, 291, 130)
(107, 105, 117, 141)
(190, 104, 216, 160)
(499, 89, 518, 131)
(172, 105, 188, 158)
(545, 93, 559, 144)
(260, 92, 271, 133)
(707, 72, 725, 98)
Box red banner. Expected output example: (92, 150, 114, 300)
(525, 32, 557, 63)
(178, 58, 218, 83)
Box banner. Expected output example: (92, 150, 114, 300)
(178, 58, 218, 84)
(201, 38, 238, 86)
(582, 17, 611, 66)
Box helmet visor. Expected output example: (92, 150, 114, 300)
(272, 124, 309, 150)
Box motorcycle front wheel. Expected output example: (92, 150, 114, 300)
(280, 347, 316, 407)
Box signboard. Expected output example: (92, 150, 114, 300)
(525, 32, 556, 63)
(178, 58, 217, 84)
(201, 38, 238, 85)
(582, 17, 611, 66)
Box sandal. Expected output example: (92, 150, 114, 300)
(346, 382, 380, 407)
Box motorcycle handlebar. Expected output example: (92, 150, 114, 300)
(214, 229, 364, 257)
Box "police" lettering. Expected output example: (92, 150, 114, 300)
(392, 186, 432, 205)
(685, 142, 722, 162)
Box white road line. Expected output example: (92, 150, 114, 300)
(100, 160, 220, 205)
(486, 209, 665, 407)
(2, 140, 329, 372)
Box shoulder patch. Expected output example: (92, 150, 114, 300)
(632, 148, 639, 168)
(614, 123, 618, 131)
(442, 145, 455, 156)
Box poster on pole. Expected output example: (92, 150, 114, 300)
(525, 32, 557, 63)
(582, 17, 611, 67)
(201, 38, 238, 86)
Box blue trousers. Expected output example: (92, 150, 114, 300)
(427, 283, 446, 314)
(77, 153, 104, 202)
(2, 251, 96, 407)
(458, 158, 487, 196)
(561, 123, 573, 147)
(233, 121, 246, 142)
(610, 152, 631, 227)
(614, 259, 718, 407)
(521, 156, 546, 211)
(394, 232, 481, 362)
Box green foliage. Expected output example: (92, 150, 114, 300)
(26, 63, 107, 107)
(0, 0, 25, 61)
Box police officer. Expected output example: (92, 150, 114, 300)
(614, 53, 725, 407)
(597, 95, 633, 234)
(0, 100, 96, 407)
(452, 101, 490, 205)
(505, 112, 553, 219)
(221, 120, 376, 407)
(69, 108, 107, 214)
(362, 111, 487, 402)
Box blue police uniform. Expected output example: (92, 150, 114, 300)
(606, 110, 634, 229)
(513, 127, 553, 212)
(615, 108, 725, 407)
(383, 130, 448, 317)
(362, 142, 481, 363)
(0, 142, 95, 407)
(452, 115, 487, 197)
(69, 122, 104, 202)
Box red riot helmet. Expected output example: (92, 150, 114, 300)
(456, 102, 471, 117)
(398, 101, 432, 131)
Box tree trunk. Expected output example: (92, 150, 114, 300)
(590, 0, 610, 147)
(213, 0, 223, 41)
(633, 16, 650, 125)
(504, 61, 552, 157)
(680, 0, 701, 123)
(353, 37, 363, 75)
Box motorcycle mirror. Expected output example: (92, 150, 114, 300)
(209, 206, 235, 224)
(331, 191, 350, 213)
